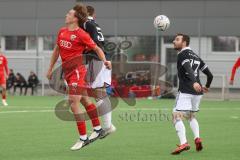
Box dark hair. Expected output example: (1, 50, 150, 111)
(176, 33, 190, 46)
(87, 5, 95, 16)
(73, 4, 88, 27)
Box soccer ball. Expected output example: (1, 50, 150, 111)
(153, 15, 170, 31)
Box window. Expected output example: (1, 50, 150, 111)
(43, 36, 56, 50)
(238, 37, 240, 51)
(27, 36, 37, 50)
(164, 36, 175, 44)
(212, 36, 236, 52)
(5, 36, 26, 50)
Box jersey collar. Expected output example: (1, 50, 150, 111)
(178, 47, 191, 54)
(88, 16, 94, 20)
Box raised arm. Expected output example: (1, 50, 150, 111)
(230, 58, 240, 85)
(46, 45, 60, 80)
(4, 57, 9, 78)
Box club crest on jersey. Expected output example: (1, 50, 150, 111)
(70, 35, 77, 41)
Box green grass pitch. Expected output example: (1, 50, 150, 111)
(0, 96, 239, 160)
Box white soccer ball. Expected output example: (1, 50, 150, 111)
(153, 15, 170, 31)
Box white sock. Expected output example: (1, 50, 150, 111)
(94, 125, 101, 131)
(189, 118, 200, 139)
(80, 135, 87, 141)
(175, 120, 187, 145)
(102, 112, 112, 129)
(96, 97, 112, 129)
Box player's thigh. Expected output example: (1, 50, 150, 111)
(191, 95, 203, 112)
(188, 111, 197, 120)
(66, 74, 87, 96)
(0, 77, 6, 89)
(0, 84, 6, 89)
(94, 87, 108, 99)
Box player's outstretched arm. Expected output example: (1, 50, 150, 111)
(202, 67, 213, 93)
(47, 45, 60, 80)
(230, 58, 240, 85)
(93, 46, 111, 69)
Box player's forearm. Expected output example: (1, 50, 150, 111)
(93, 46, 106, 62)
(230, 58, 240, 81)
(202, 68, 213, 88)
(230, 67, 237, 81)
(48, 45, 59, 70)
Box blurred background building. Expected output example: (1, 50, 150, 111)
(0, 0, 239, 99)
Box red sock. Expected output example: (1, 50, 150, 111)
(2, 94, 6, 100)
(85, 104, 100, 127)
(76, 121, 87, 136)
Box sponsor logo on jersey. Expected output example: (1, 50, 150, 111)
(70, 35, 77, 41)
(60, 40, 72, 49)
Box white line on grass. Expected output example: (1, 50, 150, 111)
(0, 107, 240, 114)
(230, 116, 239, 119)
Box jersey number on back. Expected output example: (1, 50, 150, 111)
(96, 27, 104, 42)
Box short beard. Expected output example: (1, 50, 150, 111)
(174, 46, 182, 51)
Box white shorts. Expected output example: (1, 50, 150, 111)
(173, 92, 202, 112)
(86, 59, 112, 89)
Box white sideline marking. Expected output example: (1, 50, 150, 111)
(0, 110, 53, 114)
(230, 116, 239, 119)
(0, 107, 240, 114)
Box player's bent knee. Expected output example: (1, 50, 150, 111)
(80, 96, 92, 107)
(189, 112, 196, 120)
(172, 112, 183, 124)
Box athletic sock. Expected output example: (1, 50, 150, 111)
(76, 121, 87, 140)
(189, 118, 200, 139)
(96, 97, 112, 129)
(2, 94, 6, 100)
(85, 103, 101, 129)
(175, 120, 187, 145)
(80, 134, 87, 141)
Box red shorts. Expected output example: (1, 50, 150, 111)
(65, 67, 88, 95)
(0, 75, 6, 85)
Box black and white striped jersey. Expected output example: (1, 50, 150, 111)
(82, 17, 110, 61)
(177, 47, 208, 95)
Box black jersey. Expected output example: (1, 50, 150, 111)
(82, 17, 110, 61)
(177, 47, 208, 95)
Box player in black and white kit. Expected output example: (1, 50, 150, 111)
(171, 33, 213, 155)
(80, 5, 116, 139)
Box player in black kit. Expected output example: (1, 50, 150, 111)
(171, 33, 213, 155)
(80, 5, 116, 141)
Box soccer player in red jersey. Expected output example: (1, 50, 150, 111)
(229, 57, 240, 85)
(0, 46, 9, 106)
(46, 4, 111, 151)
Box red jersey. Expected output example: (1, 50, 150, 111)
(0, 54, 9, 76)
(230, 57, 240, 81)
(57, 27, 96, 79)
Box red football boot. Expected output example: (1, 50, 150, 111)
(195, 138, 203, 152)
(171, 143, 190, 155)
